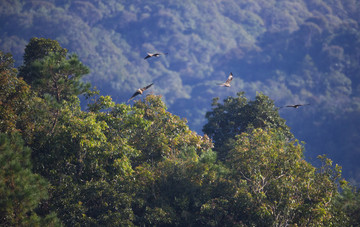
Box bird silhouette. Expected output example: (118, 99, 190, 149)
(144, 52, 168, 60)
(218, 72, 233, 87)
(128, 83, 154, 102)
(285, 103, 310, 108)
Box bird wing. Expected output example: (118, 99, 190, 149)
(145, 52, 168, 59)
(225, 73, 233, 84)
(144, 55, 151, 59)
(285, 103, 310, 108)
(145, 52, 155, 59)
(140, 83, 154, 92)
(128, 91, 141, 102)
(154, 52, 168, 57)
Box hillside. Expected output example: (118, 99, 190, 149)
(1, 0, 360, 183)
(1, 43, 357, 225)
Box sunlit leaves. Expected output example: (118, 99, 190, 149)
(223, 128, 344, 226)
(0, 51, 34, 139)
(2, 25, 358, 225)
(129, 95, 212, 165)
(203, 91, 292, 161)
(87, 95, 115, 112)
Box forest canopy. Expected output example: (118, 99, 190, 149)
(1, 38, 360, 226)
(1, 0, 360, 225)
(0, 0, 359, 184)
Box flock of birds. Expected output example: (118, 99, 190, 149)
(127, 52, 310, 109)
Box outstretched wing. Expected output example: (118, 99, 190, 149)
(225, 72, 233, 84)
(128, 83, 153, 102)
(144, 53, 152, 59)
(219, 72, 233, 86)
(144, 52, 168, 59)
(285, 103, 310, 108)
(140, 83, 154, 92)
(128, 91, 141, 102)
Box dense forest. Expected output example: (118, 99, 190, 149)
(1, 0, 360, 225)
(1, 37, 360, 226)
(1, 0, 360, 185)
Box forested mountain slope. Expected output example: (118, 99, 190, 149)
(1, 0, 360, 183)
(1, 42, 358, 225)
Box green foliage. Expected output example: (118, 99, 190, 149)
(30, 97, 136, 226)
(129, 95, 213, 164)
(1, 0, 360, 183)
(87, 95, 114, 112)
(2, 35, 359, 226)
(203, 92, 292, 161)
(199, 128, 345, 226)
(0, 51, 35, 141)
(330, 185, 360, 226)
(27, 93, 218, 226)
(18, 37, 67, 84)
(22, 37, 67, 68)
(100, 95, 217, 225)
(0, 133, 60, 226)
(19, 38, 90, 101)
(30, 52, 90, 101)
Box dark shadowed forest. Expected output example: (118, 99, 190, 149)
(1, 0, 360, 226)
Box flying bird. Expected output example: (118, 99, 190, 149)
(144, 52, 168, 60)
(218, 72, 233, 87)
(128, 83, 154, 102)
(285, 103, 310, 108)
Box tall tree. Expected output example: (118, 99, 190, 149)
(200, 128, 345, 226)
(18, 37, 67, 85)
(31, 52, 90, 101)
(203, 92, 292, 161)
(17, 38, 91, 143)
(18, 37, 90, 101)
(31, 96, 135, 226)
(119, 95, 216, 226)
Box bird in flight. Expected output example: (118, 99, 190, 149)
(144, 52, 168, 60)
(285, 103, 310, 108)
(218, 72, 233, 87)
(128, 83, 154, 102)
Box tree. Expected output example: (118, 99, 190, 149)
(330, 184, 360, 226)
(18, 37, 90, 101)
(0, 51, 35, 141)
(31, 96, 135, 226)
(29, 93, 217, 226)
(16, 38, 134, 225)
(0, 133, 60, 226)
(18, 37, 67, 85)
(105, 95, 216, 226)
(81, 94, 222, 226)
(200, 128, 345, 226)
(203, 92, 292, 161)
(16, 38, 91, 143)
(30, 52, 90, 101)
